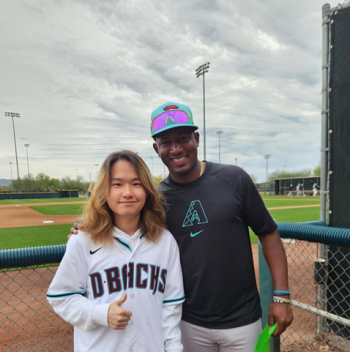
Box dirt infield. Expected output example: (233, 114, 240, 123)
(0, 201, 86, 229)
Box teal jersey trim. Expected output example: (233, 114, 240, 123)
(163, 295, 185, 304)
(114, 238, 132, 252)
(47, 291, 85, 298)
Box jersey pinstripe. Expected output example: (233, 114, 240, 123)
(47, 228, 185, 352)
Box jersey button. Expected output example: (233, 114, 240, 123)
(130, 321, 134, 326)
(130, 293, 135, 298)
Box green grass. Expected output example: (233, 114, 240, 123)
(269, 206, 320, 223)
(30, 204, 84, 215)
(263, 199, 319, 207)
(0, 197, 88, 205)
(249, 231, 259, 243)
(0, 224, 72, 250)
(249, 206, 320, 243)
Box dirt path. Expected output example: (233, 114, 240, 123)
(0, 201, 86, 229)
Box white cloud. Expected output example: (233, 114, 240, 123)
(0, 0, 328, 182)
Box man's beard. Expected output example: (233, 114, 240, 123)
(170, 162, 196, 177)
(174, 168, 191, 176)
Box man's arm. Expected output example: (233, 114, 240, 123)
(259, 229, 294, 336)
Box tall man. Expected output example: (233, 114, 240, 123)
(150, 102, 293, 351)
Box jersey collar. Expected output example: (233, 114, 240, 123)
(167, 161, 211, 189)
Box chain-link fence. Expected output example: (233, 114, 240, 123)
(1, 235, 350, 351)
(281, 240, 350, 351)
(0, 266, 73, 352)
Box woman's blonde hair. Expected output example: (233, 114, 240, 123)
(79, 150, 167, 245)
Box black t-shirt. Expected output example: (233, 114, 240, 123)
(158, 161, 277, 329)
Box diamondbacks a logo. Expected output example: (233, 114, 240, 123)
(182, 200, 208, 227)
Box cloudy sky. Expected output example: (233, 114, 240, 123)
(0, 0, 331, 182)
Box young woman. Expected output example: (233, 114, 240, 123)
(47, 150, 184, 352)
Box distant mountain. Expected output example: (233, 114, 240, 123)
(0, 179, 11, 186)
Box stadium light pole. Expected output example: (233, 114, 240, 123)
(151, 156, 154, 174)
(264, 154, 271, 196)
(216, 131, 223, 164)
(235, 157, 238, 166)
(196, 62, 210, 160)
(5, 112, 20, 180)
(9, 162, 13, 180)
(76, 169, 78, 179)
(24, 144, 30, 176)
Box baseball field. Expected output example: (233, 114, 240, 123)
(0, 195, 320, 250)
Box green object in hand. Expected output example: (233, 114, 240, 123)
(254, 322, 277, 352)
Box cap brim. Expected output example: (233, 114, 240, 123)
(152, 124, 198, 138)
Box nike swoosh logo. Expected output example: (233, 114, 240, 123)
(190, 230, 204, 238)
(90, 247, 102, 255)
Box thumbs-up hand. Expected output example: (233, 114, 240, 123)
(107, 293, 132, 330)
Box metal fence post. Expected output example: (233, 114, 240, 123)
(319, 2, 332, 335)
(259, 241, 280, 352)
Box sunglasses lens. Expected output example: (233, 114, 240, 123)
(172, 111, 189, 123)
(152, 111, 189, 131)
(152, 114, 167, 131)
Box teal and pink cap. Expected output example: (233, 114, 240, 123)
(150, 102, 198, 138)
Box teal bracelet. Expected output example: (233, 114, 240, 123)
(274, 290, 290, 295)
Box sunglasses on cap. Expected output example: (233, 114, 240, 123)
(151, 110, 192, 132)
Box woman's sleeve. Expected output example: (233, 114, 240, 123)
(162, 237, 185, 352)
(47, 235, 110, 330)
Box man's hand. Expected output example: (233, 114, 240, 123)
(268, 302, 293, 336)
(108, 294, 132, 330)
(67, 217, 83, 239)
(259, 230, 294, 335)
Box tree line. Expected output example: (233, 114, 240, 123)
(7, 173, 89, 192)
(267, 163, 320, 183)
(4, 163, 321, 192)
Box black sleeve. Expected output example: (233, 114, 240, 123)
(240, 171, 277, 236)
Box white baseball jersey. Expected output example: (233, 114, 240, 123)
(47, 227, 185, 352)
